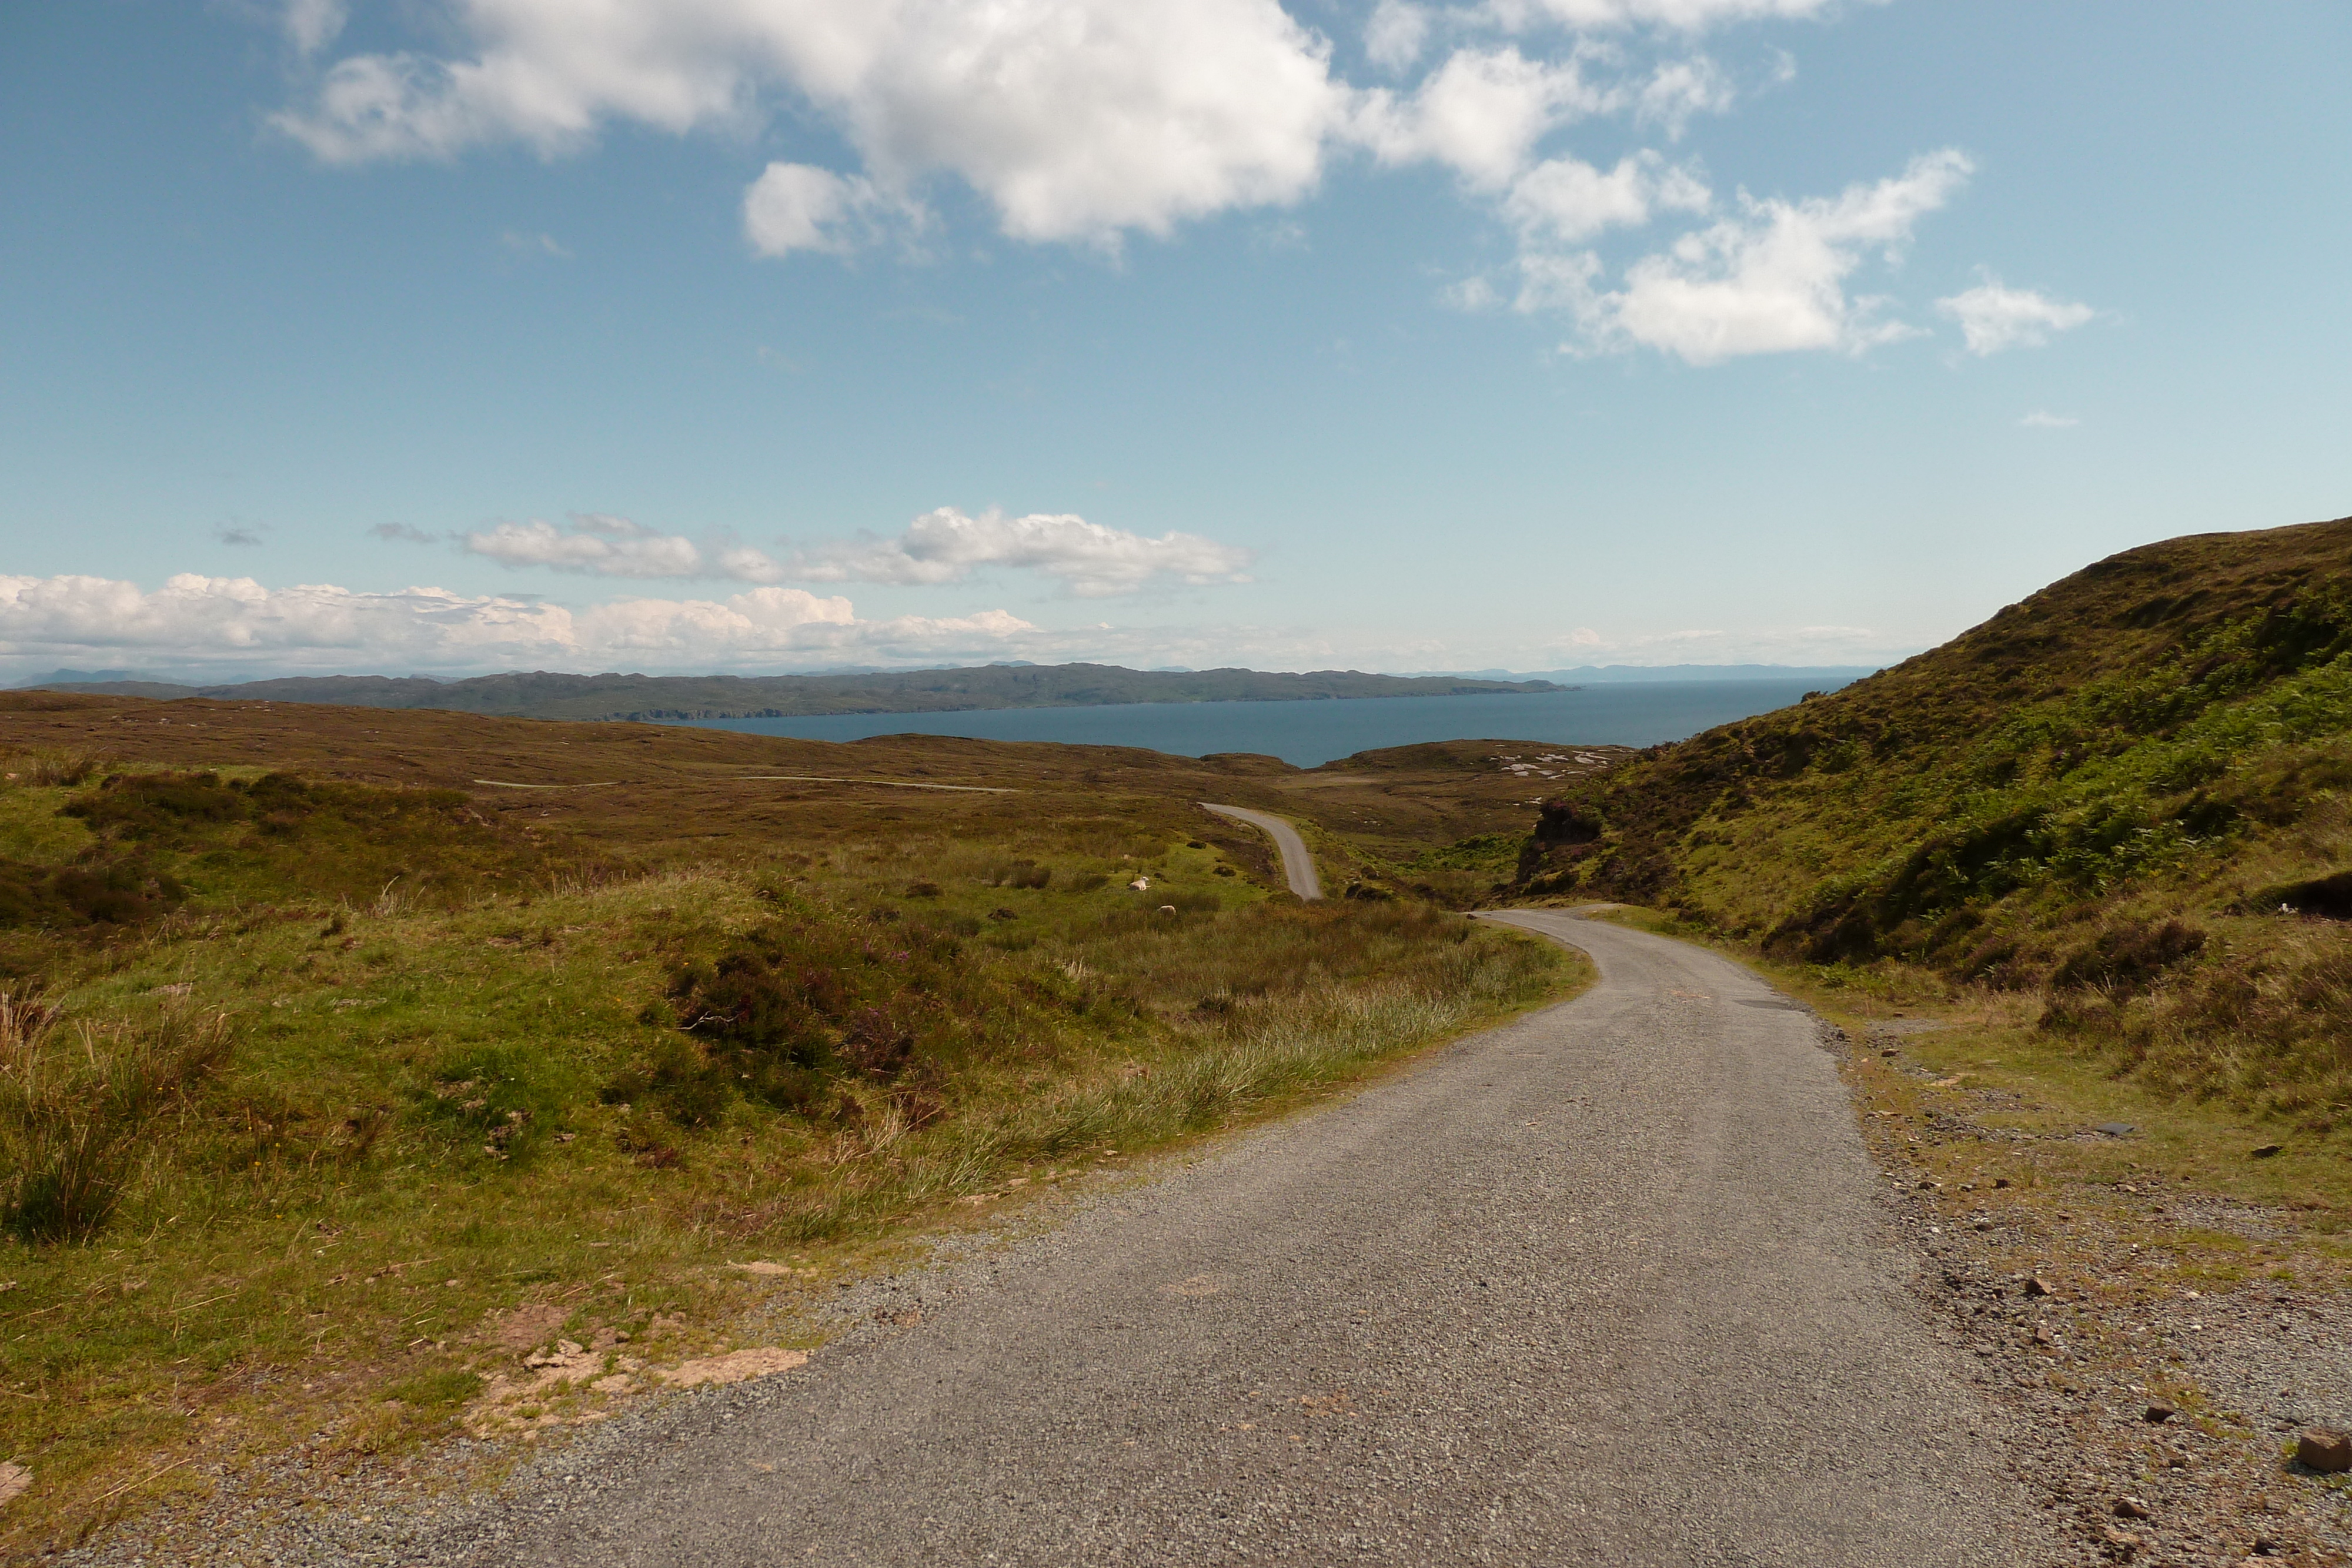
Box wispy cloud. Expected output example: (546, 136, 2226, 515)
(2019, 410, 2080, 429)
(1936, 274, 2093, 355)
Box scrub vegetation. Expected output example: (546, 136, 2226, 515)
(0, 693, 1573, 1553)
(1519, 514, 2352, 1120)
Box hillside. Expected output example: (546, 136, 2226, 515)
(21, 663, 1562, 721)
(1523, 513, 2352, 1115)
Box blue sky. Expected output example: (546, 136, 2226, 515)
(2, 0, 2346, 681)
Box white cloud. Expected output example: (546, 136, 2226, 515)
(1486, 0, 1858, 31)
(1936, 275, 2093, 355)
(499, 229, 570, 259)
(802, 508, 1257, 597)
(1504, 149, 1708, 244)
(0, 573, 1038, 676)
(1544, 149, 1972, 362)
(281, 0, 346, 56)
(461, 508, 1254, 597)
(742, 163, 927, 258)
(2019, 410, 2079, 429)
(1366, 1, 1432, 72)
(1538, 619, 1906, 663)
(464, 516, 778, 581)
(272, 0, 1349, 249)
(1354, 46, 1614, 188)
(1635, 55, 1732, 137)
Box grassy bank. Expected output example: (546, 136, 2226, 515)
(0, 725, 1577, 1555)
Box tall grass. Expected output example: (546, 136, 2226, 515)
(0, 992, 230, 1242)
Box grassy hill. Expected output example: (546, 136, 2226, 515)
(21, 663, 1563, 721)
(1521, 513, 2352, 1119)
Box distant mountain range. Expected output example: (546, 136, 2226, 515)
(16, 664, 1569, 721)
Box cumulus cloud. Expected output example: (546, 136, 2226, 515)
(801, 509, 1257, 597)
(1504, 149, 1708, 244)
(272, 0, 1348, 249)
(742, 163, 927, 257)
(1525, 149, 1972, 362)
(1634, 55, 1733, 136)
(1354, 46, 1614, 188)
(1365, 1, 1432, 72)
(1488, 0, 1857, 30)
(281, 0, 346, 55)
(461, 509, 1254, 597)
(0, 573, 1038, 676)
(464, 516, 770, 581)
(1936, 275, 2094, 355)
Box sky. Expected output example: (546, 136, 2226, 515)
(1, 0, 2347, 683)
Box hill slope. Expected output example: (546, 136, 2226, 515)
(1528, 514, 2352, 1115)
(22, 663, 1562, 720)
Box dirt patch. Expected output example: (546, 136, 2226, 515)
(660, 1348, 808, 1388)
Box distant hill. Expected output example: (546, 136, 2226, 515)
(1521, 513, 2352, 1113)
(19, 663, 1564, 720)
(1476, 664, 1882, 684)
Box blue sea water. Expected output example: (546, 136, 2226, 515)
(670, 678, 1843, 769)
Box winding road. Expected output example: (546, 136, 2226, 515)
(1200, 803, 1323, 900)
(425, 910, 2050, 1568)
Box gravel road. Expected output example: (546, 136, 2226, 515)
(1200, 803, 1322, 900)
(388, 908, 2053, 1567)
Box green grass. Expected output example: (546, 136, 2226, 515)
(1528, 516, 2352, 1116)
(0, 738, 1581, 1555)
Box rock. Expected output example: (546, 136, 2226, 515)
(2025, 1276, 2056, 1298)
(0, 1461, 29, 1510)
(2143, 1403, 2177, 1424)
(661, 1348, 810, 1388)
(2250, 1143, 2284, 1158)
(1159, 904, 1177, 914)
(2297, 1427, 2352, 1472)
(2096, 1122, 2136, 1137)
(2114, 1496, 2152, 1520)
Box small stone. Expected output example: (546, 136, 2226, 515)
(2096, 1122, 2135, 1137)
(1992, 1176, 2012, 1188)
(0, 1461, 29, 1509)
(2113, 1496, 2152, 1520)
(2143, 1403, 2177, 1424)
(2297, 1427, 2352, 1472)
(1879, 1047, 1897, 1057)
(2024, 1276, 2055, 1298)
(2250, 1144, 2283, 1159)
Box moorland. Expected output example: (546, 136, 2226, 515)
(0, 693, 1609, 1553)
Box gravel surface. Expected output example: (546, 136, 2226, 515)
(114, 908, 2048, 1566)
(1198, 804, 1322, 900)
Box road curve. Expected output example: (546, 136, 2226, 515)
(1200, 803, 1322, 900)
(426, 910, 2051, 1568)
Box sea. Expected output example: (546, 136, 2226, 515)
(670, 677, 1844, 770)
